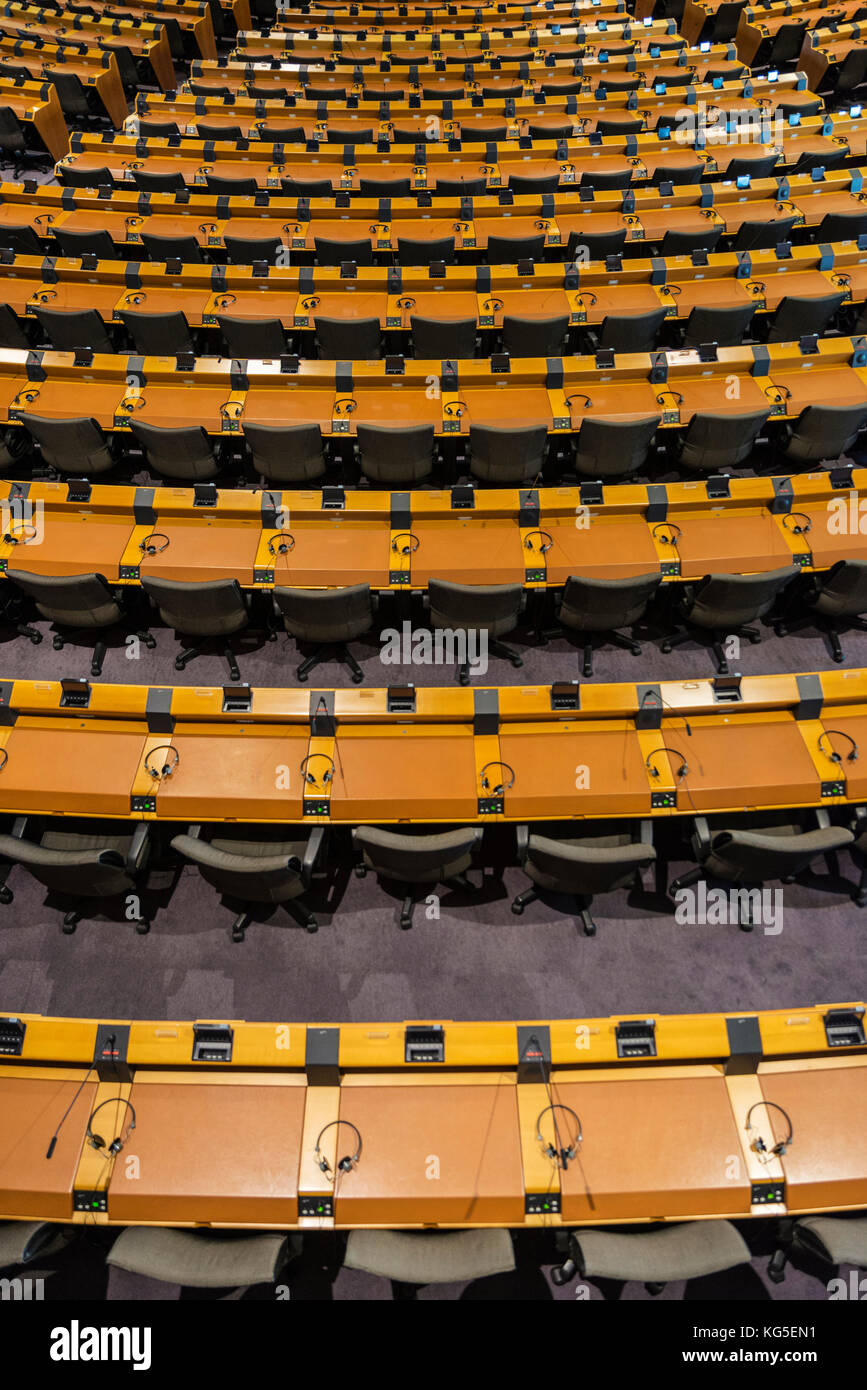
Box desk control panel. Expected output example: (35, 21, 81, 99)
(751, 1180, 786, 1206)
(405, 1025, 445, 1063)
(192, 1023, 234, 1063)
(0, 1015, 25, 1055)
(299, 1195, 334, 1218)
(74, 1189, 108, 1214)
(525, 1193, 561, 1215)
(616, 1018, 657, 1059)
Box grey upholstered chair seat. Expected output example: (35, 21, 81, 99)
(273, 584, 373, 644)
(703, 825, 854, 882)
(354, 826, 481, 883)
(141, 577, 249, 637)
(356, 423, 435, 483)
(129, 421, 219, 481)
(811, 560, 867, 617)
(344, 1229, 515, 1284)
(792, 1216, 867, 1267)
(428, 579, 523, 638)
(107, 1228, 294, 1288)
(6, 570, 121, 629)
(572, 1221, 750, 1283)
(0, 829, 146, 897)
(19, 413, 115, 475)
(524, 832, 656, 894)
(558, 572, 662, 632)
(685, 566, 799, 629)
(170, 834, 306, 903)
(0, 1221, 68, 1268)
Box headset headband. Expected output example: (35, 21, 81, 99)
(745, 1100, 793, 1160)
(314, 1120, 362, 1178)
(87, 1097, 137, 1157)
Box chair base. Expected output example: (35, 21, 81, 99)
(230, 897, 318, 942)
(511, 887, 597, 936)
(669, 867, 757, 931)
(176, 642, 241, 682)
(62, 903, 150, 935)
(457, 637, 522, 685)
(296, 641, 364, 684)
(775, 612, 867, 665)
(661, 624, 761, 674)
(393, 873, 480, 929)
(51, 627, 155, 677)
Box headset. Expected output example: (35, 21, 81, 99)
(745, 1100, 793, 1161)
(818, 730, 859, 764)
(300, 753, 335, 787)
(314, 1119, 362, 1178)
(782, 512, 812, 536)
(139, 532, 169, 556)
(390, 531, 419, 555)
(652, 521, 682, 548)
(536, 1103, 582, 1170)
(565, 393, 593, 411)
(443, 400, 468, 418)
(523, 529, 554, 554)
(87, 1097, 136, 1158)
(480, 761, 516, 796)
(645, 746, 689, 779)
(144, 744, 180, 781)
(268, 530, 295, 556)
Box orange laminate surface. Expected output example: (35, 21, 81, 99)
(328, 725, 480, 821)
(151, 726, 310, 821)
(499, 721, 651, 819)
(0, 722, 146, 816)
(665, 715, 821, 813)
(762, 1062, 867, 1212)
(0, 1072, 96, 1219)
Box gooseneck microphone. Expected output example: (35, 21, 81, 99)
(45, 1037, 114, 1159)
(640, 686, 692, 737)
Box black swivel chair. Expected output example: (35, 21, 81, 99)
(682, 303, 756, 348)
(732, 217, 796, 252)
(54, 228, 119, 261)
(205, 174, 259, 197)
(544, 572, 663, 676)
(140, 233, 205, 264)
(485, 233, 546, 264)
(197, 124, 243, 143)
(572, 415, 660, 479)
(427, 578, 524, 683)
(352, 825, 483, 929)
(508, 172, 561, 196)
(0, 818, 153, 933)
(218, 315, 287, 359)
(765, 293, 846, 342)
(502, 315, 569, 357)
(170, 824, 324, 940)
(120, 310, 196, 357)
(660, 566, 799, 672)
(359, 177, 412, 198)
(128, 421, 222, 482)
(816, 211, 867, 243)
(243, 421, 326, 483)
(410, 316, 477, 359)
(432, 176, 486, 197)
(578, 168, 634, 192)
(140, 576, 253, 681)
(566, 228, 628, 262)
(396, 236, 456, 265)
(137, 120, 181, 139)
(273, 584, 374, 682)
(132, 169, 187, 193)
(723, 152, 781, 180)
(659, 226, 723, 256)
(224, 235, 285, 266)
(511, 821, 657, 937)
(781, 403, 867, 463)
(5, 569, 155, 676)
(676, 409, 770, 471)
(669, 811, 854, 929)
(18, 413, 116, 476)
(774, 559, 867, 663)
(0, 304, 30, 350)
(32, 307, 113, 355)
(595, 309, 668, 353)
(315, 317, 381, 358)
(356, 422, 435, 484)
(468, 423, 548, 485)
(281, 177, 334, 198)
(57, 163, 114, 189)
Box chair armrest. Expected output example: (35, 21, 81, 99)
(515, 824, 530, 863)
(125, 821, 151, 875)
(301, 825, 326, 883)
(10, 816, 30, 842)
(690, 816, 712, 858)
(637, 819, 654, 847)
(813, 807, 831, 831)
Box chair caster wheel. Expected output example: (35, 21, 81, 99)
(833, 652, 844, 663)
(351, 672, 364, 684)
(53, 636, 63, 650)
(91, 665, 101, 678)
(583, 665, 592, 678)
(30, 632, 42, 645)
(856, 891, 867, 907)
(144, 636, 157, 649)
(297, 672, 309, 682)
(399, 917, 412, 930)
(174, 657, 185, 671)
(232, 929, 246, 943)
(739, 922, 755, 933)
(458, 674, 470, 687)
(305, 922, 318, 934)
(748, 634, 760, 645)
(0, 886, 12, 905)
(135, 922, 150, 935)
(583, 923, 596, 937)
(661, 641, 672, 653)
(511, 902, 524, 915)
(62, 922, 76, 935)
(354, 864, 366, 878)
(511, 657, 524, 669)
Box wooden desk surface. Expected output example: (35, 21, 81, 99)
(152, 725, 309, 821)
(761, 1058, 867, 1212)
(0, 1070, 96, 1219)
(553, 1071, 753, 1220)
(500, 721, 653, 819)
(335, 1078, 526, 1225)
(107, 1075, 307, 1224)
(664, 714, 822, 814)
(329, 724, 480, 821)
(0, 721, 147, 817)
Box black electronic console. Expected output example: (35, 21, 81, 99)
(404, 1025, 445, 1063)
(192, 1023, 234, 1062)
(0, 1015, 25, 1055)
(616, 1019, 657, 1058)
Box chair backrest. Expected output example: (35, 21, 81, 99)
(132, 169, 186, 193)
(396, 236, 456, 265)
(560, 572, 662, 632)
(314, 237, 374, 267)
(566, 227, 627, 260)
(359, 177, 412, 198)
(508, 172, 561, 195)
(356, 422, 435, 482)
(120, 310, 194, 357)
(723, 152, 780, 180)
(428, 577, 523, 630)
(273, 583, 373, 642)
(282, 177, 334, 197)
(242, 421, 325, 482)
(205, 174, 258, 196)
(140, 575, 246, 634)
(58, 164, 113, 188)
(836, 46, 867, 93)
(325, 127, 374, 144)
(573, 415, 660, 478)
(315, 316, 381, 358)
(660, 226, 722, 256)
(679, 409, 769, 470)
(527, 123, 573, 142)
(687, 565, 799, 628)
(141, 233, 204, 264)
(525, 832, 656, 895)
(138, 120, 181, 139)
(257, 124, 306, 143)
(218, 315, 286, 359)
(732, 217, 795, 251)
(19, 413, 112, 474)
(817, 211, 867, 242)
(785, 402, 867, 461)
(768, 292, 846, 343)
(599, 309, 668, 352)
(653, 163, 703, 185)
(683, 302, 756, 348)
(197, 124, 242, 143)
(814, 559, 867, 617)
(432, 176, 487, 196)
(596, 117, 643, 135)
(33, 306, 112, 354)
(128, 422, 218, 481)
(55, 227, 119, 261)
(0, 302, 29, 350)
(469, 423, 548, 483)
(354, 825, 482, 883)
(223, 235, 284, 266)
(410, 315, 477, 359)
(6, 568, 118, 627)
(502, 315, 569, 357)
(485, 233, 546, 263)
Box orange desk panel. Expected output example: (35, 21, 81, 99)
(411, 515, 527, 586)
(137, 520, 262, 586)
(328, 725, 479, 821)
(0, 722, 145, 816)
(674, 511, 795, 577)
(554, 1073, 753, 1221)
(241, 385, 335, 433)
(335, 1081, 526, 1225)
(500, 721, 651, 819)
(798, 503, 867, 570)
(544, 515, 660, 583)
(667, 715, 821, 814)
(107, 1078, 307, 1225)
(152, 726, 310, 821)
(6, 513, 137, 581)
(0, 1072, 97, 1220)
(813, 712, 867, 800)
(762, 1061, 867, 1213)
(276, 518, 391, 587)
